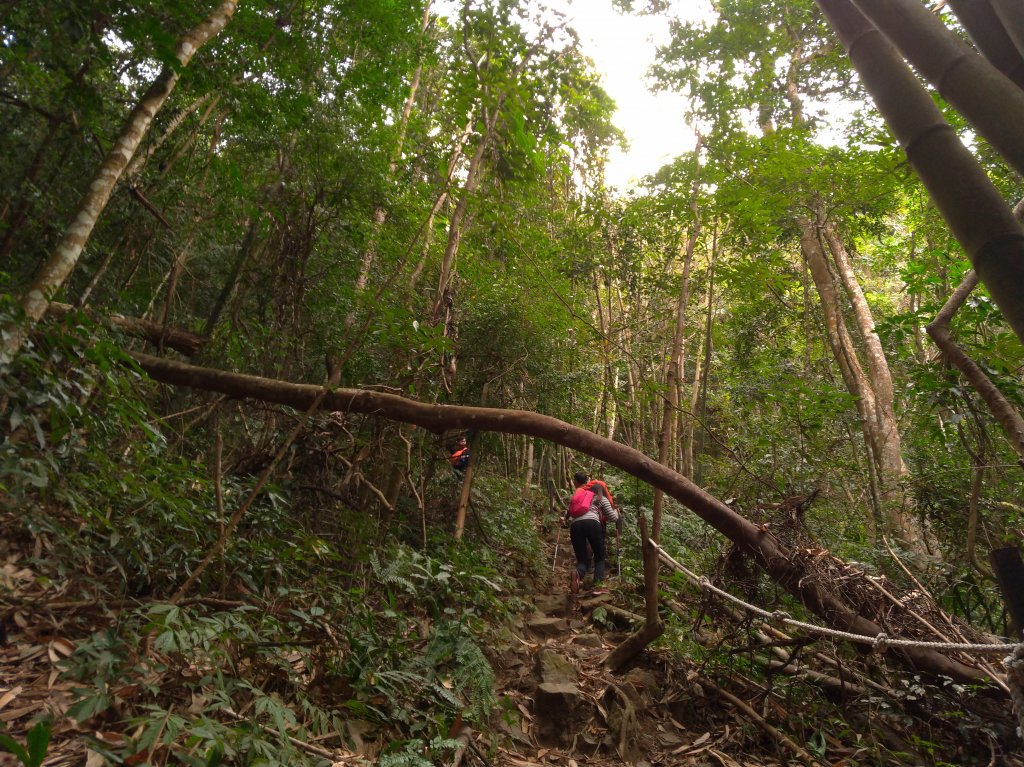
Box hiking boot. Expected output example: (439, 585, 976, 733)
(591, 587, 609, 595)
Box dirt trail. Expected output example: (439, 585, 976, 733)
(483, 523, 809, 767)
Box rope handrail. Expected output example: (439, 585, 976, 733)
(650, 540, 1017, 657)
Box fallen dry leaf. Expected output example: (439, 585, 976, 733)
(51, 638, 76, 657)
(94, 731, 127, 746)
(1, 703, 39, 723)
(19, 645, 45, 662)
(0, 685, 23, 711)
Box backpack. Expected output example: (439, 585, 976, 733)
(568, 487, 595, 518)
(449, 447, 469, 470)
(585, 480, 615, 509)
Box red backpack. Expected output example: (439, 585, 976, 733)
(584, 480, 615, 509)
(568, 487, 595, 518)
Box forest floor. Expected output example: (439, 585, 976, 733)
(2, 505, 1023, 767)
(485, 529, 831, 767)
(479, 520, 1023, 767)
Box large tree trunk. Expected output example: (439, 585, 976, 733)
(815, 0, 1024, 346)
(130, 351, 992, 685)
(799, 213, 924, 550)
(4, 0, 237, 359)
(820, 219, 923, 546)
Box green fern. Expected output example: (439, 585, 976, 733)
(370, 550, 417, 593)
(378, 737, 463, 767)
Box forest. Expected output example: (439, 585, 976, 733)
(2, 0, 1024, 765)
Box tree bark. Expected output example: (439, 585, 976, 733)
(815, 0, 1024, 347)
(605, 514, 663, 671)
(522, 437, 534, 499)
(799, 212, 924, 550)
(131, 351, 991, 685)
(821, 220, 922, 546)
(5, 0, 238, 359)
(986, 0, 1024, 66)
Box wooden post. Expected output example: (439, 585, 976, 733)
(605, 513, 663, 671)
(989, 546, 1024, 638)
(453, 383, 488, 540)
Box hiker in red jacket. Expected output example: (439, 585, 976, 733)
(449, 436, 469, 472)
(566, 471, 619, 594)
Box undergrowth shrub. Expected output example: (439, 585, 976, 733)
(1, 312, 533, 764)
(0, 310, 342, 598)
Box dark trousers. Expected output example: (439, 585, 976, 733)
(570, 518, 606, 584)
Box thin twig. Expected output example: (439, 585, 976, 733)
(699, 677, 822, 766)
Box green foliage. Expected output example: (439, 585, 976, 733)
(378, 736, 464, 767)
(0, 719, 52, 767)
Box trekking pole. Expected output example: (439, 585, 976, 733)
(616, 524, 621, 579)
(552, 521, 562, 572)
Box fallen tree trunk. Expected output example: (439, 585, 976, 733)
(129, 351, 991, 686)
(48, 302, 207, 356)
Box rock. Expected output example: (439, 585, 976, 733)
(605, 686, 642, 763)
(580, 593, 612, 610)
(497, 718, 532, 747)
(573, 633, 604, 648)
(533, 682, 590, 747)
(526, 616, 568, 637)
(533, 593, 568, 616)
(536, 649, 578, 685)
(624, 667, 661, 708)
(571, 643, 606, 660)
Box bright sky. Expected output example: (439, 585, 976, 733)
(554, 0, 713, 190)
(436, 0, 713, 190)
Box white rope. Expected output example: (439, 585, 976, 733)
(651, 541, 1016, 656)
(1006, 645, 1024, 736)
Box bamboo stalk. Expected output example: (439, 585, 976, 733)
(816, 0, 1024, 345)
